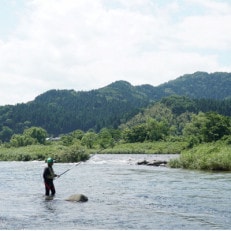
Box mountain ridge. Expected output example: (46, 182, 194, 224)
(0, 71, 230, 140)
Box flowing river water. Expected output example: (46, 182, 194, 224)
(0, 154, 230, 230)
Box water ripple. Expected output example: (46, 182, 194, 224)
(0, 155, 230, 229)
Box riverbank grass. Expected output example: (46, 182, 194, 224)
(0, 143, 89, 162)
(94, 141, 188, 154)
(169, 142, 231, 171)
(0, 141, 187, 161)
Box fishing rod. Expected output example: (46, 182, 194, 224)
(58, 162, 81, 178)
(57, 154, 96, 178)
(56, 143, 117, 179)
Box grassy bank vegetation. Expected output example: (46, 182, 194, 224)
(0, 141, 187, 162)
(0, 138, 230, 171)
(169, 139, 231, 171)
(0, 143, 89, 162)
(93, 141, 188, 154)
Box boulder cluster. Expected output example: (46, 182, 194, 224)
(137, 160, 168, 167)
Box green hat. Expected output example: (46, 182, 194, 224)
(47, 157, 54, 163)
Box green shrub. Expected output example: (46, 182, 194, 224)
(168, 158, 182, 168)
(55, 144, 89, 162)
(170, 142, 231, 171)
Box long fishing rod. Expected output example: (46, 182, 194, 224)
(58, 162, 81, 178)
(56, 142, 116, 179)
(57, 154, 96, 178)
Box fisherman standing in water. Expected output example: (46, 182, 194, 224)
(43, 157, 59, 198)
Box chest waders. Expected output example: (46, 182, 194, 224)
(44, 167, 56, 197)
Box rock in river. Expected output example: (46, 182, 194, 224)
(137, 160, 168, 167)
(65, 194, 88, 202)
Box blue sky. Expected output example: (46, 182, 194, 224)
(0, 0, 231, 105)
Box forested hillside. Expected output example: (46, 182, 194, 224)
(0, 81, 151, 139)
(119, 95, 231, 142)
(156, 72, 231, 99)
(0, 71, 230, 142)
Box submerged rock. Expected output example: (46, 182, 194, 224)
(65, 194, 88, 202)
(137, 160, 168, 167)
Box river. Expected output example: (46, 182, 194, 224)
(0, 154, 230, 230)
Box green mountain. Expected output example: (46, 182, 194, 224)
(156, 71, 231, 100)
(0, 80, 151, 138)
(0, 72, 230, 141)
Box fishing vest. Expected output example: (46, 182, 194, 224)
(48, 166, 55, 179)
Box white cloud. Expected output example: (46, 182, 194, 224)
(0, 0, 231, 105)
(175, 15, 231, 50)
(189, 0, 231, 14)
